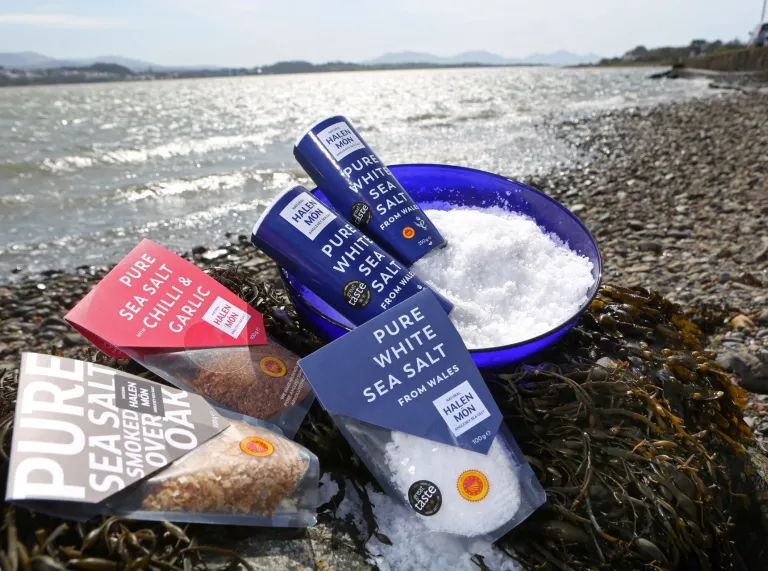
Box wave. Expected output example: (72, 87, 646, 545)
(405, 112, 451, 123)
(116, 169, 309, 203)
(0, 193, 33, 206)
(0, 129, 283, 175)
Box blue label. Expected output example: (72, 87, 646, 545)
(251, 186, 453, 326)
(298, 290, 501, 454)
(294, 116, 446, 266)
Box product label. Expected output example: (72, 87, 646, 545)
(432, 381, 490, 438)
(6, 354, 228, 504)
(317, 121, 365, 161)
(64, 239, 267, 356)
(299, 290, 501, 454)
(457, 470, 489, 502)
(114, 375, 165, 417)
(202, 296, 251, 339)
(279, 193, 336, 240)
(408, 480, 442, 516)
(350, 202, 372, 227)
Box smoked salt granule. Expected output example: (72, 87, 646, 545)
(412, 207, 595, 349)
(384, 431, 522, 537)
(140, 420, 308, 516)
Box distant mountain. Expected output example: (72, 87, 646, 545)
(0, 51, 58, 68)
(0, 52, 218, 72)
(365, 50, 602, 67)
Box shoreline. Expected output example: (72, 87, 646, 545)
(1, 91, 766, 395)
(1, 91, 767, 570)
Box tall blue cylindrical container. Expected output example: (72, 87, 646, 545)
(294, 116, 445, 266)
(251, 185, 453, 326)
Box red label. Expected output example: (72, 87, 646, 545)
(65, 239, 267, 353)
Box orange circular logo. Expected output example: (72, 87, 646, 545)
(457, 470, 489, 502)
(402, 227, 415, 239)
(260, 356, 287, 377)
(240, 437, 274, 457)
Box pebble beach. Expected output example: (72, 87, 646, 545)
(2, 91, 765, 375)
(1, 87, 767, 570)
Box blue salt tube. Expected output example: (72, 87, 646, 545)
(251, 185, 453, 327)
(279, 165, 603, 371)
(294, 116, 445, 266)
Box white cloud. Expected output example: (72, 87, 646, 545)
(0, 13, 132, 29)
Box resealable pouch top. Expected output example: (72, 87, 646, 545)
(6, 353, 319, 528)
(64, 239, 314, 438)
(299, 291, 545, 541)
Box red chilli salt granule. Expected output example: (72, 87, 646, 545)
(140, 420, 309, 516)
(144, 340, 312, 421)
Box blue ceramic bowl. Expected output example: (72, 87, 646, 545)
(280, 164, 602, 370)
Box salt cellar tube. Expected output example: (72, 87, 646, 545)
(294, 115, 445, 266)
(251, 185, 453, 326)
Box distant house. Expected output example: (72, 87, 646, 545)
(689, 40, 708, 56)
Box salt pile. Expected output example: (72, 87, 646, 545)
(384, 432, 522, 537)
(412, 207, 595, 349)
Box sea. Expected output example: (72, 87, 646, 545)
(0, 66, 713, 277)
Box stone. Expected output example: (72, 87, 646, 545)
(570, 203, 586, 213)
(40, 316, 70, 329)
(754, 243, 768, 263)
(717, 349, 768, 393)
(637, 241, 663, 254)
(627, 264, 652, 273)
(201, 249, 228, 261)
(730, 314, 756, 329)
(191, 245, 208, 255)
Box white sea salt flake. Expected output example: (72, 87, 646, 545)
(412, 207, 595, 349)
(365, 483, 520, 571)
(384, 431, 522, 537)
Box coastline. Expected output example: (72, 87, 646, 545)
(1, 91, 767, 569)
(2, 91, 766, 413)
(2, 91, 766, 345)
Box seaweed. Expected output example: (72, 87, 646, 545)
(0, 269, 760, 571)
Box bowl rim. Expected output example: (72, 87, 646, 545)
(280, 162, 604, 355)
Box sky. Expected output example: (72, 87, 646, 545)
(0, 0, 763, 66)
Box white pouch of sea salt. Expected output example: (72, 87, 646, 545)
(337, 419, 545, 540)
(7, 353, 319, 528)
(299, 290, 545, 540)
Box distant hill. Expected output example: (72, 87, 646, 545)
(0, 52, 218, 72)
(0, 51, 58, 68)
(366, 50, 602, 66)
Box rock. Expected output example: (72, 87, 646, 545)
(570, 203, 586, 213)
(730, 314, 756, 329)
(201, 249, 228, 261)
(191, 245, 208, 255)
(40, 317, 70, 329)
(637, 241, 663, 254)
(755, 243, 768, 264)
(627, 264, 652, 273)
(62, 332, 85, 347)
(0, 288, 11, 297)
(758, 310, 768, 326)
(717, 349, 768, 393)
(627, 220, 645, 231)
(719, 272, 731, 284)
